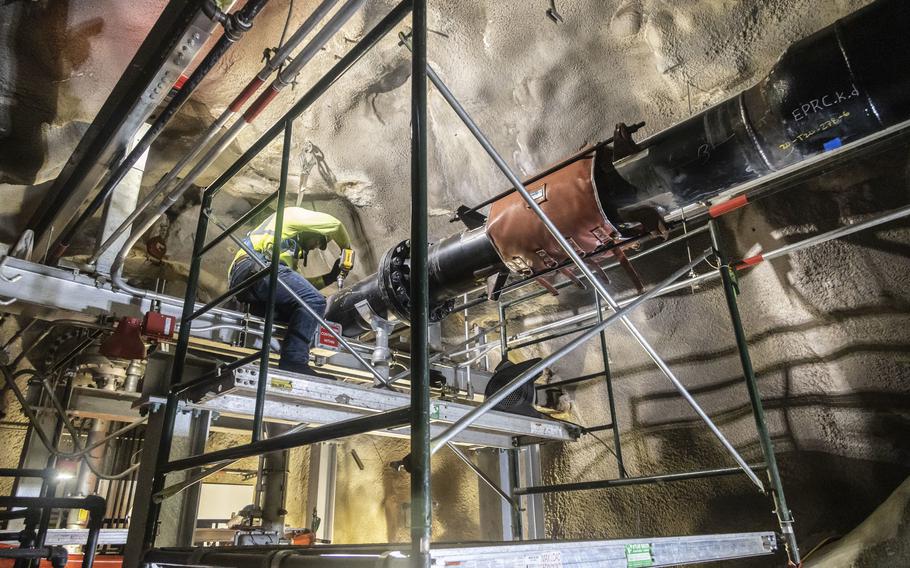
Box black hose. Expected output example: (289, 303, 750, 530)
(49, 0, 272, 263)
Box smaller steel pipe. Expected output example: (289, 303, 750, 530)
(509, 323, 596, 351)
(53, 0, 271, 262)
(89, 0, 341, 264)
(0, 468, 54, 480)
(163, 407, 411, 473)
(409, 1, 432, 563)
(763, 202, 910, 262)
(514, 465, 767, 495)
(430, 251, 709, 454)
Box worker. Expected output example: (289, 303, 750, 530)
(229, 207, 354, 376)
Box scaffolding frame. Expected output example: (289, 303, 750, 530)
(122, 0, 907, 565)
(126, 0, 794, 563)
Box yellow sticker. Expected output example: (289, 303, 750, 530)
(270, 378, 293, 391)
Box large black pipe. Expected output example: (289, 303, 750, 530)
(595, 0, 910, 224)
(325, 0, 910, 337)
(327, 227, 502, 334)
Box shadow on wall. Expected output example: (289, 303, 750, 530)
(0, 1, 102, 184)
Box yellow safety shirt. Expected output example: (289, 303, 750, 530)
(230, 207, 351, 275)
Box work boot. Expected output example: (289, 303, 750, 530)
(278, 361, 336, 381)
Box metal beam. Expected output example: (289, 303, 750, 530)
(28, 1, 216, 252)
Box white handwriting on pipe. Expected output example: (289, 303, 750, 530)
(790, 85, 860, 122)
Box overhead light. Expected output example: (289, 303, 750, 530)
(55, 472, 75, 481)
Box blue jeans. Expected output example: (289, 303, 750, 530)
(230, 256, 327, 370)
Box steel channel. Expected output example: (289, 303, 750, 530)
(409, 1, 431, 564)
(253, 120, 292, 442)
(430, 251, 709, 454)
(89, 0, 341, 263)
(422, 62, 761, 489)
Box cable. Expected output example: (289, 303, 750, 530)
(541, 413, 630, 477)
(586, 430, 629, 478)
(801, 534, 841, 563)
(2, 366, 144, 480)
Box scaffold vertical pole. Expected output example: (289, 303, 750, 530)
(127, 191, 214, 563)
(252, 119, 292, 442)
(595, 293, 625, 477)
(708, 220, 801, 566)
(409, 0, 431, 565)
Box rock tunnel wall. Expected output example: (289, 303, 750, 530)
(2, 0, 909, 564)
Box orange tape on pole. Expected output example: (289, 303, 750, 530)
(709, 195, 749, 218)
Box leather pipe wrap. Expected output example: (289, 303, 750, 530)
(325, 0, 910, 337)
(485, 156, 620, 274)
(600, 0, 910, 226)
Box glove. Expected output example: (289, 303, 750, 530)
(322, 258, 342, 288)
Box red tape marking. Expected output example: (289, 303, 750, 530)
(229, 76, 266, 113)
(734, 254, 764, 270)
(709, 195, 749, 218)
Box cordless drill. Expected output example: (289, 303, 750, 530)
(337, 248, 355, 288)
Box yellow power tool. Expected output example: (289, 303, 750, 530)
(337, 248, 355, 288)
